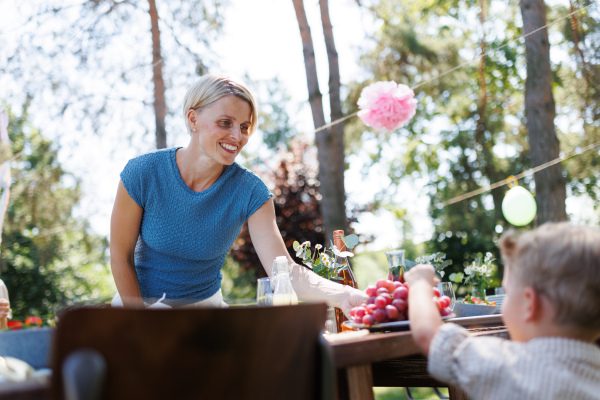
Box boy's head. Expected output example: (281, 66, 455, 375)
(499, 222, 600, 341)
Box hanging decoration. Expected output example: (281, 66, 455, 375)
(357, 81, 417, 131)
(501, 176, 536, 226)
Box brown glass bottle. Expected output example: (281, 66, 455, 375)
(333, 230, 358, 332)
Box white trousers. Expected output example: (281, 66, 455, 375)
(110, 289, 229, 309)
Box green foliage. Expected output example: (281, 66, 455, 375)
(292, 234, 358, 282)
(0, 107, 114, 320)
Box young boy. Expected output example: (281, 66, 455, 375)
(405, 222, 600, 399)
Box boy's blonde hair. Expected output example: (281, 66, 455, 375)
(500, 222, 600, 335)
(182, 73, 258, 134)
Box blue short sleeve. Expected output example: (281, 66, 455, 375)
(120, 158, 145, 208)
(246, 178, 273, 219)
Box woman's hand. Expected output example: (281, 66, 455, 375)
(0, 298, 10, 330)
(0, 298, 10, 319)
(339, 287, 369, 318)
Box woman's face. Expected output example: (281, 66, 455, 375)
(193, 95, 252, 165)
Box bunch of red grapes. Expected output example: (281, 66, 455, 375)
(350, 278, 453, 327)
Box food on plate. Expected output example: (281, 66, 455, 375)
(350, 278, 453, 326)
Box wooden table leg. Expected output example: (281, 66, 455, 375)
(449, 385, 470, 400)
(346, 364, 375, 400)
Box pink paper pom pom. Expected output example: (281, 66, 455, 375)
(357, 81, 417, 131)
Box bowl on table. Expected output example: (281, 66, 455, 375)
(453, 302, 498, 318)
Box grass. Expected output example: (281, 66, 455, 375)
(374, 387, 449, 400)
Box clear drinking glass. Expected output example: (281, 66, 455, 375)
(437, 282, 456, 311)
(386, 249, 406, 282)
(256, 277, 273, 306)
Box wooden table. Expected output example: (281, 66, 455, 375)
(325, 314, 508, 400)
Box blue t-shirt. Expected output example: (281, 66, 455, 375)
(120, 147, 272, 304)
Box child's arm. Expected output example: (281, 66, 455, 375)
(405, 264, 443, 356)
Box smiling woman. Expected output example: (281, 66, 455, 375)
(109, 73, 368, 314)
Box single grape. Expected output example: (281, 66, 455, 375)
(367, 296, 376, 305)
(365, 285, 377, 297)
(373, 308, 386, 322)
(362, 314, 375, 327)
(392, 298, 407, 313)
(440, 307, 452, 317)
(432, 287, 441, 297)
(393, 286, 409, 300)
(376, 287, 390, 296)
(376, 279, 389, 289)
(366, 304, 377, 314)
(385, 305, 399, 320)
(355, 306, 367, 318)
(353, 316, 363, 324)
(375, 296, 387, 309)
(384, 280, 396, 293)
(393, 281, 403, 289)
(380, 292, 392, 305)
(350, 307, 357, 317)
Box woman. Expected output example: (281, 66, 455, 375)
(110, 74, 367, 314)
(0, 278, 11, 330)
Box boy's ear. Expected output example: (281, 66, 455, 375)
(522, 286, 540, 322)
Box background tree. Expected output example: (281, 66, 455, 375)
(2, 1, 225, 151)
(520, 0, 568, 223)
(292, 0, 347, 241)
(0, 105, 114, 320)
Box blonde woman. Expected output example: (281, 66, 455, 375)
(0, 279, 11, 330)
(110, 73, 367, 312)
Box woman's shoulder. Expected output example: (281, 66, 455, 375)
(123, 147, 176, 173)
(228, 162, 268, 185)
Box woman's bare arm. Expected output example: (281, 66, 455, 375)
(247, 199, 367, 316)
(110, 180, 145, 308)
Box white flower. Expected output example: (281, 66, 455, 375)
(315, 244, 322, 250)
(302, 241, 311, 248)
(332, 245, 354, 258)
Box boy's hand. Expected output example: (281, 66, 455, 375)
(404, 264, 439, 287)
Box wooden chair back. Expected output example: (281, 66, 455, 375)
(50, 303, 329, 400)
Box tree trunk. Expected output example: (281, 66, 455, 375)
(520, 0, 567, 224)
(319, 0, 347, 235)
(292, 0, 346, 240)
(148, 0, 167, 149)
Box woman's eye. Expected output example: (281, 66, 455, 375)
(219, 120, 231, 126)
(241, 125, 250, 133)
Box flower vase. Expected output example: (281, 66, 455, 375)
(471, 284, 487, 301)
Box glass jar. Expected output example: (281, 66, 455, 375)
(386, 249, 406, 282)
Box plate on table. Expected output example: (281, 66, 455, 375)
(343, 314, 455, 333)
(453, 302, 498, 318)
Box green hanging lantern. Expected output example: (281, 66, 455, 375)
(502, 177, 537, 226)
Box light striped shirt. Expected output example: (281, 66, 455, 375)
(429, 323, 600, 399)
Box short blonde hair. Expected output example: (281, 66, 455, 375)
(182, 73, 258, 134)
(500, 222, 600, 334)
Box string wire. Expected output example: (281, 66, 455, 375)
(313, 2, 593, 135)
(438, 139, 600, 208)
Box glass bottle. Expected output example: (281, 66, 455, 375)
(333, 230, 358, 332)
(271, 256, 298, 306)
